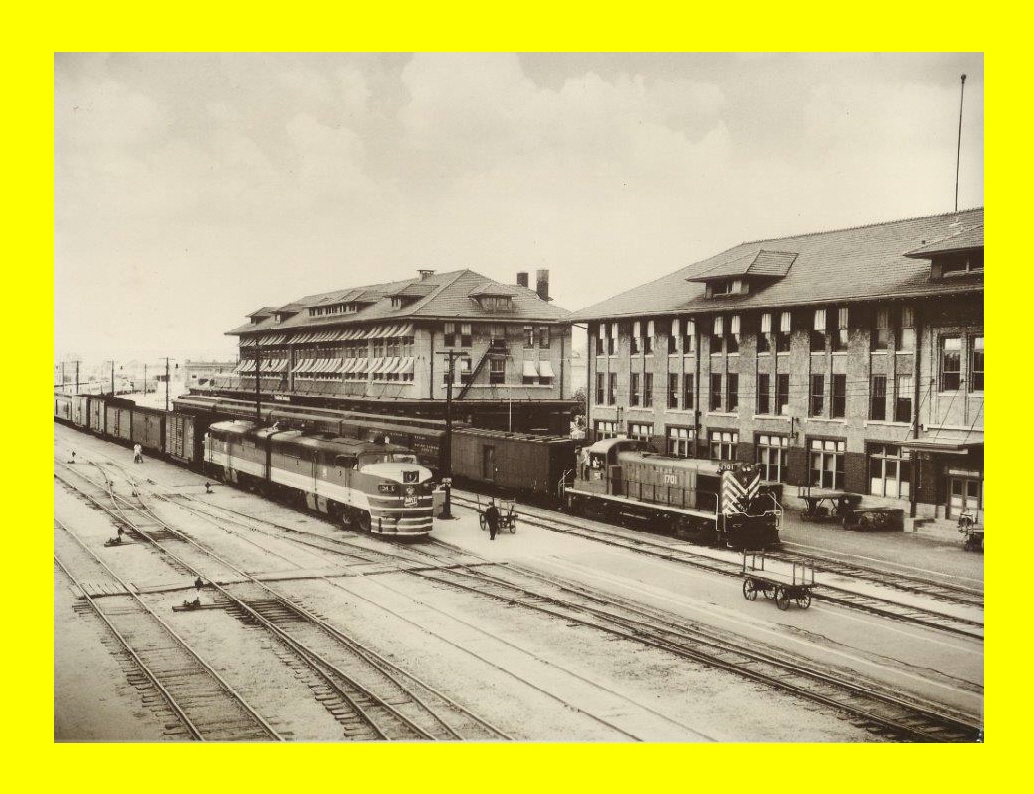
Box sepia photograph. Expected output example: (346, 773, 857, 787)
(54, 52, 983, 743)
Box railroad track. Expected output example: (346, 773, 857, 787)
(54, 518, 282, 741)
(406, 559, 981, 742)
(134, 492, 983, 742)
(55, 462, 508, 741)
(450, 492, 984, 640)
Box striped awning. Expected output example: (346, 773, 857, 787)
(380, 357, 401, 375)
(397, 357, 415, 375)
(351, 358, 369, 374)
(340, 358, 356, 373)
(523, 360, 539, 378)
(538, 360, 555, 378)
(259, 333, 288, 345)
(239, 336, 258, 347)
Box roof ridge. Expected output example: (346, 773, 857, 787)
(738, 206, 984, 248)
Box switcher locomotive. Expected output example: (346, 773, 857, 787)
(563, 438, 781, 549)
(204, 420, 436, 537)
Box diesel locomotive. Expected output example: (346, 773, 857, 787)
(204, 420, 436, 537)
(562, 438, 781, 549)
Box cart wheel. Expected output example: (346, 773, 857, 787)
(742, 578, 757, 601)
(776, 587, 791, 611)
(509, 524, 516, 534)
(479, 514, 487, 531)
(796, 591, 812, 609)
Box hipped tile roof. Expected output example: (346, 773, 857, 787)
(570, 208, 983, 321)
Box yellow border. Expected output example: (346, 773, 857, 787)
(25, 4, 1010, 790)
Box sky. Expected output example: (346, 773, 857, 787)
(54, 52, 983, 368)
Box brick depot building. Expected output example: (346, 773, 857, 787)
(570, 209, 983, 525)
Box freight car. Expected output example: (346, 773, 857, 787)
(562, 438, 781, 549)
(449, 427, 575, 501)
(204, 420, 436, 537)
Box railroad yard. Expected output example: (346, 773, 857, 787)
(53, 421, 983, 742)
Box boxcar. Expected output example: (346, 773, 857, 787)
(55, 394, 72, 423)
(104, 400, 135, 444)
(130, 406, 166, 455)
(87, 396, 105, 435)
(450, 428, 576, 498)
(71, 395, 90, 429)
(165, 411, 202, 466)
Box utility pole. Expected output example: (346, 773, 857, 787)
(74, 360, 80, 394)
(437, 350, 466, 519)
(955, 73, 966, 212)
(158, 357, 176, 411)
(104, 360, 116, 395)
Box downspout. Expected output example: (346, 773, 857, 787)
(428, 324, 435, 400)
(693, 322, 701, 458)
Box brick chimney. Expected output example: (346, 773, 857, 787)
(418, 269, 435, 280)
(535, 269, 550, 302)
(516, 271, 529, 288)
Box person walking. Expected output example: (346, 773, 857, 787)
(133, 443, 143, 463)
(484, 499, 500, 541)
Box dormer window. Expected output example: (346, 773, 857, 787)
(711, 278, 745, 297)
(391, 296, 404, 309)
(938, 251, 984, 278)
(479, 295, 514, 311)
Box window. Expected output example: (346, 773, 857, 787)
(776, 311, 792, 352)
(757, 373, 771, 415)
(595, 373, 605, 405)
(643, 374, 653, 408)
(872, 308, 890, 351)
(758, 312, 772, 354)
(607, 324, 617, 355)
(538, 326, 550, 349)
(831, 374, 846, 418)
(460, 323, 472, 348)
(895, 375, 913, 423)
(710, 373, 723, 411)
(809, 439, 846, 489)
(608, 373, 617, 405)
(940, 251, 983, 277)
(444, 322, 456, 347)
(630, 373, 640, 406)
(644, 320, 654, 355)
(479, 296, 512, 311)
(523, 326, 535, 349)
(683, 373, 695, 410)
(809, 374, 825, 417)
(682, 320, 696, 353)
(898, 306, 915, 351)
(870, 375, 887, 420)
(668, 321, 679, 355)
(869, 444, 911, 499)
(833, 307, 849, 352)
(810, 308, 828, 352)
(941, 336, 962, 390)
(445, 357, 471, 385)
(667, 426, 693, 458)
(709, 430, 738, 461)
(489, 357, 505, 385)
(727, 373, 739, 412)
(756, 434, 788, 482)
(668, 374, 680, 408)
(595, 420, 619, 440)
(970, 336, 984, 391)
(629, 422, 653, 442)
(631, 321, 641, 355)
(776, 374, 790, 415)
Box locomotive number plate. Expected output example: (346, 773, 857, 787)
(404, 496, 418, 507)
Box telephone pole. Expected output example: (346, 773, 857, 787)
(104, 360, 117, 395)
(158, 357, 176, 412)
(955, 73, 966, 212)
(436, 350, 467, 519)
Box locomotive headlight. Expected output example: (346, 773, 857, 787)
(378, 483, 398, 494)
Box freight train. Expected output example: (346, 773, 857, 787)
(562, 438, 782, 549)
(54, 393, 436, 538)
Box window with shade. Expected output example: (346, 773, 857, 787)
(667, 426, 693, 458)
(630, 373, 641, 406)
(895, 375, 913, 423)
(776, 311, 792, 352)
(869, 444, 911, 499)
(940, 336, 962, 390)
(756, 434, 788, 482)
(709, 430, 738, 461)
(970, 336, 984, 391)
(809, 438, 845, 489)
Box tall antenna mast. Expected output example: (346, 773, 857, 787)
(955, 73, 966, 212)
